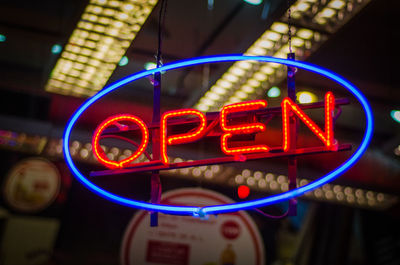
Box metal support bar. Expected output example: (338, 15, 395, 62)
(150, 71, 162, 226)
(90, 144, 351, 177)
(287, 52, 297, 216)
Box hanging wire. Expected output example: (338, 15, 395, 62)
(287, 0, 293, 53)
(157, 0, 168, 67)
(252, 0, 295, 220)
(254, 208, 289, 219)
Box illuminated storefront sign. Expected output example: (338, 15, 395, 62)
(91, 92, 336, 169)
(63, 55, 373, 216)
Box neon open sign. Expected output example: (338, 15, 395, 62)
(91, 92, 336, 169)
(63, 55, 373, 216)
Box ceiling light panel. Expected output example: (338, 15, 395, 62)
(193, 0, 371, 112)
(291, 0, 371, 31)
(194, 21, 321, 111)
(46, 0, 158, 97)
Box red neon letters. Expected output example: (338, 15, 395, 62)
(282, 92, 335, 151)
(161, 109, 207, 164)
(92, 114, 149, 169)
(220, 100, 269, 155)
(92, 93, 336, 169)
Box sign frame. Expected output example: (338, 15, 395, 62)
(63, 55, 373, 216)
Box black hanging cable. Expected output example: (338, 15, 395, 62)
(287, 0, 292, 53)
(253, 1, 296, 220)
(254, 208, 289, 219)
(150, 0, 167, 227)
(157, 0, 168, 67)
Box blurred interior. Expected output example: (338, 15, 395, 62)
(0, 0, 399, 264)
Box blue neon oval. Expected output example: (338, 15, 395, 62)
(63, 55, 373, 215)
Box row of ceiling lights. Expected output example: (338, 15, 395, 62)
(52, 42, 131, 67)
(45, 0, 158, 97)
(41, 0, 364, 99)
(193, 20, 321, 112)
(193, 0, 368, 112)
(13, 0, 394, 123)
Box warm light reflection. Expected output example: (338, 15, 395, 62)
(45, 0, 158, 97)
(297, 91, 317, 103)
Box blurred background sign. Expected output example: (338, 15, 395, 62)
(120, 188, 265, 265)
(0, 216, 60, 265)
(3, 157, 61, 213)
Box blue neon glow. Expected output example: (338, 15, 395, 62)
(244, 0, 263, 6)
(63, 55, 373, 215)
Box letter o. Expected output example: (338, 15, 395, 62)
(92, 114, 149, 169)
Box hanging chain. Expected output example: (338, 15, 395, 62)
(288, 0, 292, 54)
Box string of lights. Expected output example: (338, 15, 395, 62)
(31, 137, 396, 211)
(0, 127, 393, 210)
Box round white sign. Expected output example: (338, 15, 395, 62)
(121, 188, 265, 265)
(3, 157, 61, 212)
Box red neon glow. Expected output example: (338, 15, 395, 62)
(220, 100, 269, 155)
(161, 109, 207, 164)
(282, 92, 335, 151)
(238, 185, 250, 199)
(92, 114, 149, 169)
